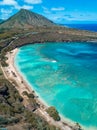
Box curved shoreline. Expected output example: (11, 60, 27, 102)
(2, 48, 83, 130)
(14, 50, 77, 127)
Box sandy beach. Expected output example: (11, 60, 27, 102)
(1, 48, 81, 130)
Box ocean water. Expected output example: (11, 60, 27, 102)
(64, 24, 97, 32)
(15, 42, 97, 129)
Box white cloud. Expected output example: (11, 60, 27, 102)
(0, 0, 33, 19)
(0, 0, 17, 6)
(24, 0, 42, 4)
(42, 7, 51, 14)
(51, 15, 77, 22)
(0, 5, 33, 19)
(15, 5, 33, 10)
(0, 0, 19, 9)
(20, 5, 33, 10)
(51, 7, 65, 11)
(0, 8, 13, 19)
(0, 0, 33, 10)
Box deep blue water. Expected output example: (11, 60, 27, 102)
(15, 42, 97, 130)
(64, 24, 97, 32)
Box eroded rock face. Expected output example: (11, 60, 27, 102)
(0, 83, 8, 95)
(0, 95, 6, 103)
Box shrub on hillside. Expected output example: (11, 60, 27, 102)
(46, 106, 60, 121)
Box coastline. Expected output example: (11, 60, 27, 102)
(2, 48, 82, 130)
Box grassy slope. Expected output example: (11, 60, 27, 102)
(0, 26, 97, 52)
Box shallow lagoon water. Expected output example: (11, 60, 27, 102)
(15, 42, 97, 129)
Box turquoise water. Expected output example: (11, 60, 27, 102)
(15, 42, 97, 129)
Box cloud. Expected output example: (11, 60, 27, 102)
(42, 7, 51, 14)
(0, 0, 17, 6)
(44, 13, 77, 23)
(0, 8, 13, 19)
(15, 5, 33, 10)
(20, 5, 33, 10)
(51, 7, 65, 11)
(0, 0, 33, 10)
(54, 15, 76, 21)
(0, 0, 19, 9)
(0, 0, 33, 19)
(24, 0, 42, 4)
(63, 14, 74, 18)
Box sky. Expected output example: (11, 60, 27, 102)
(0, 0, 97, 24)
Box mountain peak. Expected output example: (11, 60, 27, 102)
(20, 8, 26, 11)
(0, 9, 56, 29)
(19, 8, 30, 13)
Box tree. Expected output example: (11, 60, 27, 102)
(46, 106, 60, 121)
